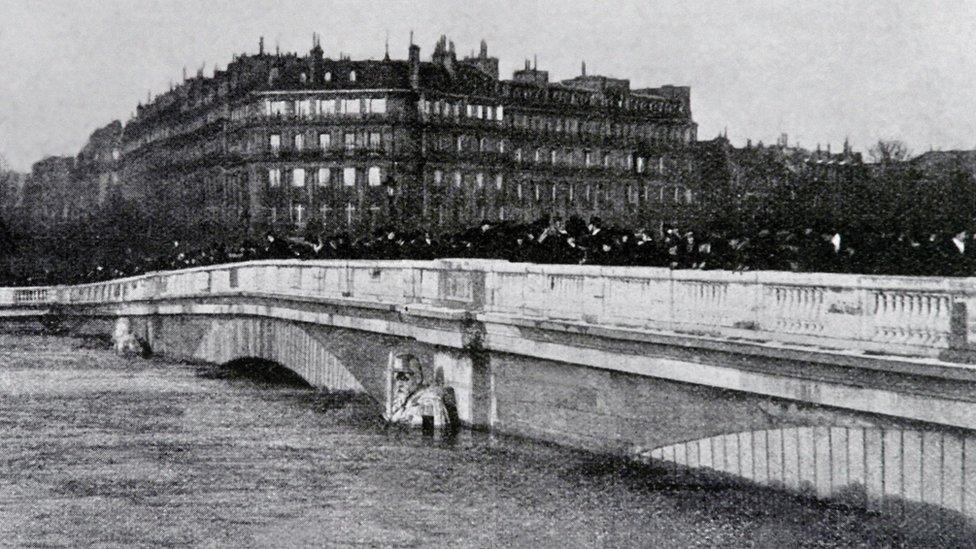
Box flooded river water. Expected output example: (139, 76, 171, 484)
(0, 333, 969, 547)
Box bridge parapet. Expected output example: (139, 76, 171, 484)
(482, 264, 976, 361)
(4, 260, 976, 364)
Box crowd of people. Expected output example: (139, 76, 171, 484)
(5, 215, 976, 286)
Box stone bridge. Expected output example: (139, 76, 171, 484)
(2, 259, 976, 520)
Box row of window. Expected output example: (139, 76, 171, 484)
(416, 99, 688, 144)
(269, 130, 386, 153)
(264, 97, 387, 118)
(424, 133, 677, 174)
(298, 70, 354, 84)
(130, 89, 382, 151)
(431, 170, 504, 190)
(268, 202, 372, 226)
(268, 166, 384, 188)
(90, 149, 121, 163)
(426, 169, 692, 205)
(514, 147, 673, 174)
(266, 163, 691, 206)
(270, 181, 692, 227)
(501, 83, 684, 115)
(428, 134, 506, 154)
(267, 128, 673, 175)
(418, 99, 504, 122)
(509, 113, 692, 143)
(125, 111, 217, 152)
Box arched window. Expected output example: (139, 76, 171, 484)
(349, 70, 357, 82)
(324, 71, 332, 82)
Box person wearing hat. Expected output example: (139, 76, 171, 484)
(938, 229, 976, 277)
(581, 216, 613, 265)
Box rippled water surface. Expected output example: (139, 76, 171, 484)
(0, 333, 970, 547)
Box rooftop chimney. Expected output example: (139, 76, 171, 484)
(409, 39, 421, 89)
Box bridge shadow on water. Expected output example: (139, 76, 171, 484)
(197, 358, 314, 389)
(568, 456, 976, 547)
(195, 357, 380, 419)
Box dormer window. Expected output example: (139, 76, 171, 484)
(325, 71, 332, 82)
(349, 70, 357, 82)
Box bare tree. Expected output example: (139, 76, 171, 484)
(868, 139, 912, 165)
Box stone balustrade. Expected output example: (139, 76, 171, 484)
(483, 264, 976, 360)
(3, 259, 976, 362)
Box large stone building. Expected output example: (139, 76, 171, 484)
(75, 121, 124, 208)
(73, 34, 698, 238)
(16, 121, 122, 228)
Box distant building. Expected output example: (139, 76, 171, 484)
(52, 34, 700, 237)
(74, 121, 123, 207)
(20, 156, 77, 226)
(17, 121, 122, 226)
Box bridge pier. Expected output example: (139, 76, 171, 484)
(433, 350, 492, 429)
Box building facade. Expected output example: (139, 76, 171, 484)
(55, 35, 702, 238)
(17, 121, 122, 228)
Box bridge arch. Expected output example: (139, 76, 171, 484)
(144, 315, 411, 395)
(643, 423, 976, 519)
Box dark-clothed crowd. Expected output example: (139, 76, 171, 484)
(5, 215, 976, 286)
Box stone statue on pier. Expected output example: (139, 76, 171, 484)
(384, 353, 457, 431)
(112, 317, 150, 357)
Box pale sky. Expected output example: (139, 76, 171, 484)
(2, 0, 976, 171)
